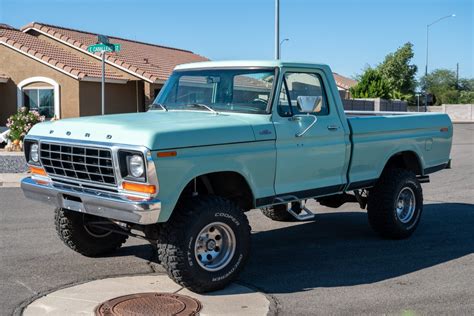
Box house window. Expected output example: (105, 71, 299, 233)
(17, 76, 60, 119)
(23, 88, 55, 118)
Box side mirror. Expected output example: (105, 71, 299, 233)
(296, 96, 323, 113)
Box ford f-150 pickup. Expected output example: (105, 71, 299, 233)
(21, 60, 452, 292)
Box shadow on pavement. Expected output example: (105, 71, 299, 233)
(107, 244, 156, 262)
(241, 203, 474, 294)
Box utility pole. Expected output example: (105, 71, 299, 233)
(275, 0, 280, 59)
(456, 62, 459, 90)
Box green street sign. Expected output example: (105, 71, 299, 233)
(87, 43, 121, 53)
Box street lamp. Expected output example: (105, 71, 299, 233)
(424, 13, 455, 110)
(279, 38, 289, 58)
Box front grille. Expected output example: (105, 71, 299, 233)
(40, 142, 116, 186)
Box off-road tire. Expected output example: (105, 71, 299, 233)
(157, 196, 251, 293)
(54, 208, 128, 257)
(367, 168, 423, 239)
(261, 203, 298, 222)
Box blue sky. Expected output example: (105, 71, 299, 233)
(1, 0, 472, 79)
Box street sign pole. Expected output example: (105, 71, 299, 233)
(101, 51, 105, 115)
(87, 37, 121, 116)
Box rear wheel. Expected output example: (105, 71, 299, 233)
(157, 196, 251, 293)
(54, 208, 128, 257)
(367, 168, 423, 239)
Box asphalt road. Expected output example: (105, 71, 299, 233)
(1, 124, 473, 315)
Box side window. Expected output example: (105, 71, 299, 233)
(278, 72, 329, 117)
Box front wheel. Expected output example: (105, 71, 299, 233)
(54, 208, 128, 256)
(157, 196, 251, 293)
(367, 168, 423, 239)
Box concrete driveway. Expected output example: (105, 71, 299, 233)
(1, 124, 472, 315)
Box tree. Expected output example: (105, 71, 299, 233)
(377, 42, 418, 100)
(350, 68, 391, 99)
(350, 42, 418, 101)
(420, 69, 457, 91)
(459, 91, 474, 104)
(420, 69, 474, 105)
(458, 78, 474, 91)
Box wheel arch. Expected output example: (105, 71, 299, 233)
(158, 170, 256, 222)
(381, 150, 424, 176)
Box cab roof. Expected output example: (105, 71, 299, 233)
(174, 60, 330, 71)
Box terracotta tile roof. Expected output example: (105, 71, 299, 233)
(0, 25, 123, 80)
(22, 22, 208, 83)
(333, 72, 357, 90)
(0, 24, 17, 30)
(0, 73, 9, 83)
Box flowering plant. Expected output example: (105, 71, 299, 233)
(6, 107, 45, 142)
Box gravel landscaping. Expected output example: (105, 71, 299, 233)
(0, 150, 28, 173)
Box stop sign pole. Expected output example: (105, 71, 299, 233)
(87, 35, 121, 115)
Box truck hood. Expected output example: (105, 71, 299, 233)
(27, 111, 275, 150)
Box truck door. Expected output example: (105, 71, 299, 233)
(272, 70, 348, 198)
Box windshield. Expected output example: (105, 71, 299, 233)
(152, 68, 276, 114)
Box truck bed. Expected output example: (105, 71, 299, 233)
(346, 112, 453, 187)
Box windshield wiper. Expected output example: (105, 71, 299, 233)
(186, 103, 218, 114)
(152, 103, 168, 111)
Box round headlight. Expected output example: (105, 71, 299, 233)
(30, 143, 39, 163)
(129, 155, 144, 178)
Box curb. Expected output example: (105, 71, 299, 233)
(0, 173, 26, 188)
(20, 274, 270, 316)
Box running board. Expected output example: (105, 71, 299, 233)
(274, 196, 316, 221)
(287, 205, 315, 221)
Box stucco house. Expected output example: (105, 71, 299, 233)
(0, 22, 207, 124)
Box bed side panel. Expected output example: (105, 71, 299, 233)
(347, 113, 452, 185)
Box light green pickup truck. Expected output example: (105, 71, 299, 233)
(22, 60, 452, 292)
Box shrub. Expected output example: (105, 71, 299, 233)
(459, 91, 474, 104)
(6, 107, 45, 142)
(350, 68, 391, 99)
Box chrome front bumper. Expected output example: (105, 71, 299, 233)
(21, 177, 161, 225)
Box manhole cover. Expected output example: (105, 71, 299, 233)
(95, 292, 202, 316)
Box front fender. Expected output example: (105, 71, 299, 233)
(153, 141, 276, 222)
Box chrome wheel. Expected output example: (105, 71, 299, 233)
(396, 187, 416, 223)
(194, 222, 236, 272)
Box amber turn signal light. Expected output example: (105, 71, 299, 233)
(157, 151, 177, 158)
(122, 181, 156, 195)
(29, 166, 47, 176)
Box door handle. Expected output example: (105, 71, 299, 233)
(327, 125, 339, 131)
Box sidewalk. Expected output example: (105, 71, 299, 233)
(0, 172, 26, 187)
(22, 275, 270, 316)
